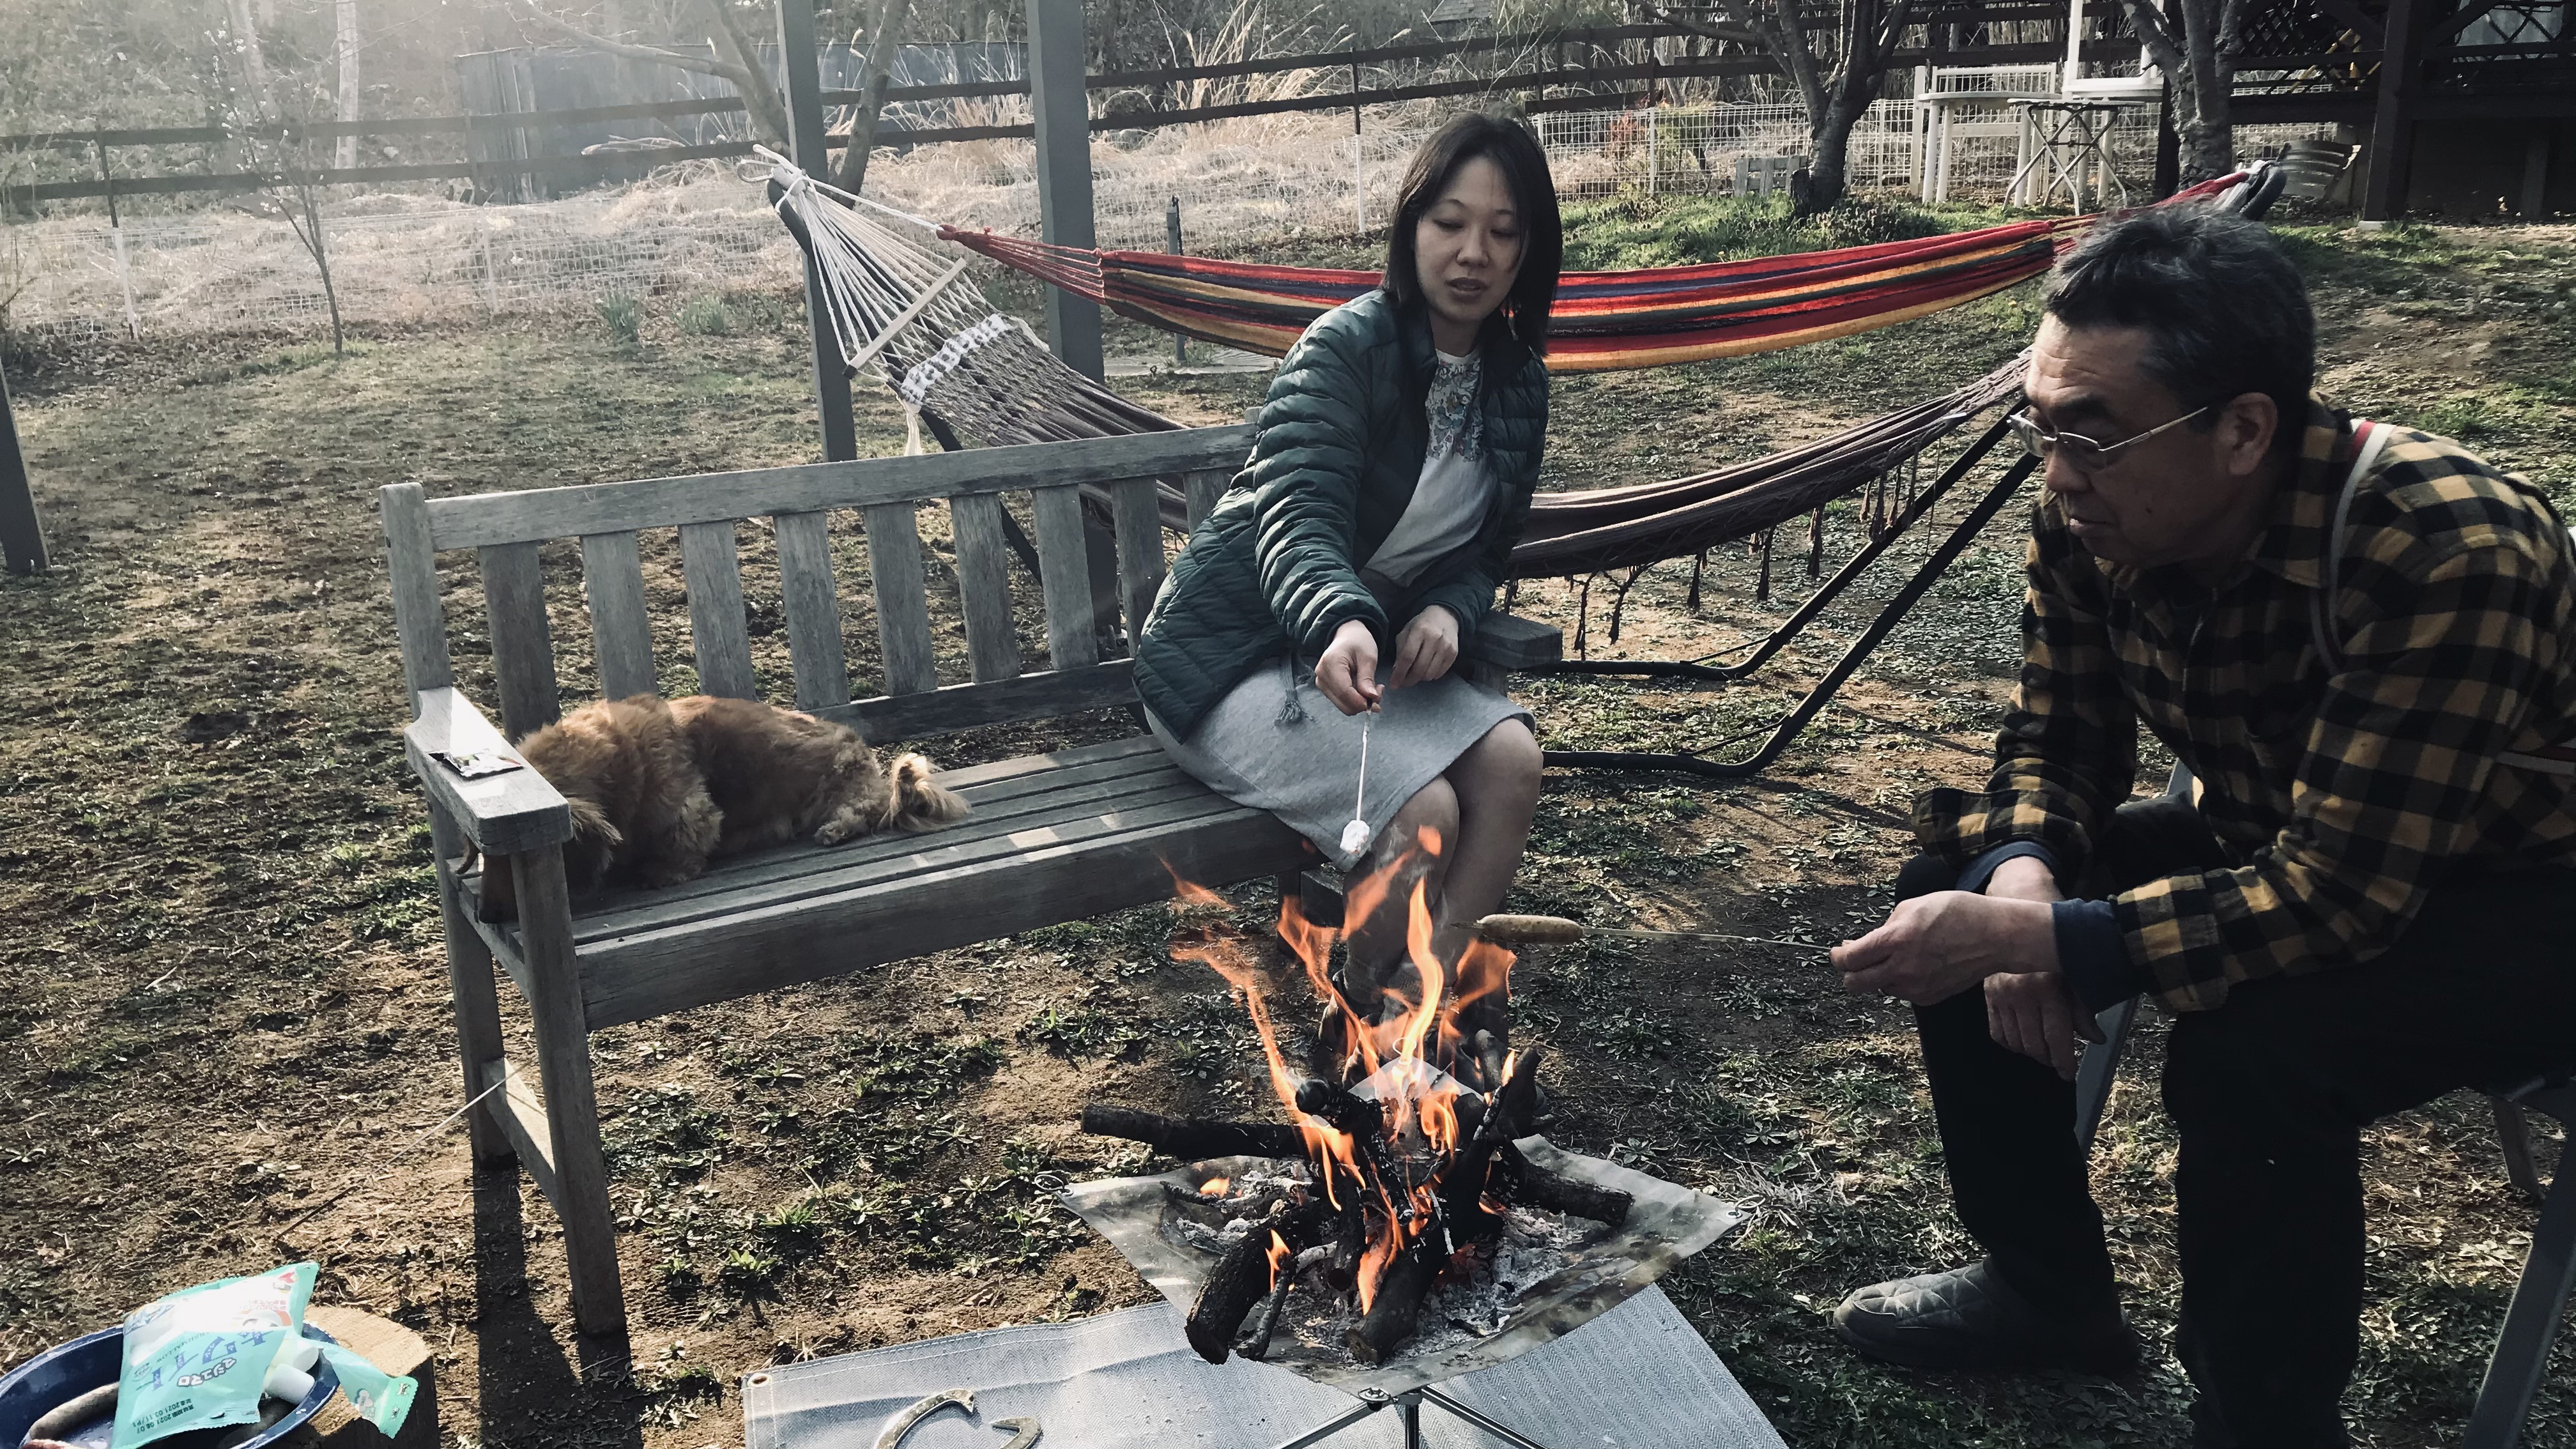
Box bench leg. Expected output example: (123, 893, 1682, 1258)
(1277, 870, 1345, 930)
(2465, 1155, 2576, 1449)
(512, 847, 628, 1338)
(429, 804, 512, 1169)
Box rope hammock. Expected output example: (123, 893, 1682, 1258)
(756, 150, 2276, 774)
(762, 149, 2249, 567)
(937, 175, 2247, 372)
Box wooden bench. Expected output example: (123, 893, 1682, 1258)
(380, 424, 1564, 1334)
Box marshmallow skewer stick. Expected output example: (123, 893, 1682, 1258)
(1471, 914, 1828, 953)
(1338, 709, 1376, 857)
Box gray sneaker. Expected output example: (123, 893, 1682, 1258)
(1833, 1260, 2135, 1374)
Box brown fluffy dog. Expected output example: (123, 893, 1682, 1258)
(478, 694, 723, 922)
(474, 694, 968, 922)
(671, 695, 969, 854)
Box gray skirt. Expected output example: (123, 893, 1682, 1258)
(1147, 653, 1534, 871)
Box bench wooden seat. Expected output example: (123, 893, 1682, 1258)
(464, 735, 1304, 1029)
(380, 422, 1561, 1335)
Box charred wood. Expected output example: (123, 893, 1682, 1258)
(1346, 1238, 1442, 1365)
(1080, 1105, 1304, 1160)
(1500, 1143, 1632, 1227)
(1186, 1204, 1285, 1363)
(1239, 1244, 1331, 1361)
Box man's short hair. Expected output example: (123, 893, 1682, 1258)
(2043, 206, 2315, 457)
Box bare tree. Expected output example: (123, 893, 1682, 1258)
(214, 26, 348, 353)
(831, 0, 913, 191)
(503, 0, 795, 144)
(1650, 0, 1919, 213)
(2116, 0, 2241, 182)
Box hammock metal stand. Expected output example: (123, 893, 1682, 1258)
(1535, 418, 2039, 779)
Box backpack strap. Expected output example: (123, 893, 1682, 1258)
(2312, 418, 2576, 778)
(2308, 418, 2391, 677)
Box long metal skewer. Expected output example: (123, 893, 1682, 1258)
(1469, 913, 1828, 953)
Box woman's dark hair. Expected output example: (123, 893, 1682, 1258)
(1381, 112, 1562, 356)
(2043, 206, 2314, 461)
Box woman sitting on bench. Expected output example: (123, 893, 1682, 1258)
(1133, 112, 1558, 1076)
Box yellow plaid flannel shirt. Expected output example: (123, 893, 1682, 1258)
(1916, 402, 2576, 1011)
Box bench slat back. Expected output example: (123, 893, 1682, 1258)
(382, 425, 1253, 743)
(480, 541, 561, 737)
(947, 492, 1022, 684)
(578, 530, 657, 701)
(677, 520, 758, 700)
(861, 501, 939, 696)
(771, 510, 850, 712)
(1030, 484, 1097, 671)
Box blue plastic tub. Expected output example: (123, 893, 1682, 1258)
(0, 1323, 338, 1449)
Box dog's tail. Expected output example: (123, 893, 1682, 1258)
(886, 753, 971, 832)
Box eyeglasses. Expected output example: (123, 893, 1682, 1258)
(2006, 404, 2211, 473)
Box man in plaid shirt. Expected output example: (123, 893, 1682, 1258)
(1825, 207, 2575, 1445)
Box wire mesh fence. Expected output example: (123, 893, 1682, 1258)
(1, 96, 2335, 346)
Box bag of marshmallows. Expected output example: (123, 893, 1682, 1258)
(107, 1261, 415, 1448)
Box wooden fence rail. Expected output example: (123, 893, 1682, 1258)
(1, 14, 2144, 207)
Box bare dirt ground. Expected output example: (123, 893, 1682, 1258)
(3, 208, 2573, 1449)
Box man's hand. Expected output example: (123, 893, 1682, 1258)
(1986, 970, 2101, 1080)
(1315, 618, 1383, 716)
(1831, 891, 2057, 1006)
(1390, 606, 1461, 691)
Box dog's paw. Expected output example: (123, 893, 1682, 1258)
(815, 821, 855, 846)
(641, 859, 705, 888)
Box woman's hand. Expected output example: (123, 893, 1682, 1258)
(1315, 618, 1383, 716)
(1390, 606, 1461, 690)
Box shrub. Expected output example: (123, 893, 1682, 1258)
(597, 294, 642, 348)
(677, 295, 733, 336)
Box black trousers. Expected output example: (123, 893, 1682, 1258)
(1899, 798, 2576, 1448)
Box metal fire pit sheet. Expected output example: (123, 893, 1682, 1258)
(1059, 1135, 1749, 1396)
(740, 1285, 1787, 1449)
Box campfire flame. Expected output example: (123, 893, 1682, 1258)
(1166, 838, 1519, 1326)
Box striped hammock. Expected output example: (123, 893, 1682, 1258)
(939, 174, 2244, 373)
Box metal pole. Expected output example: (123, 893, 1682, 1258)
(97, 128, 139, 340)
(2062, 0, 2086, 91)
(1028, 0, 1103, 379)
(1165, 195, 1186, 364)
(776, 0, 857, 461)
(0, 363, 47, 576)
(1350, 54, 1365, 235)
(2362, 0, 2419, 220)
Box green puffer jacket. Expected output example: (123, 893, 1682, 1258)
(1135, 288, 1551, 739)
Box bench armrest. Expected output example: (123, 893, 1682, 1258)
(1466, 612, 1563, 671)
(403, 687, 573, 855)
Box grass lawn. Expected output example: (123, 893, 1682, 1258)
(2, 194, 2572, 1448)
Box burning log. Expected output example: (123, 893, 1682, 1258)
(1241, 1245, 1331, 1360)
(1347, 1239, 1443, 1365)
(1102, 853, 1641, 1370)
(1078, 1105, 1304, 1160)
(1077, 1043, 1632, 1368)
(1185, 1200, 1328, 1363)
